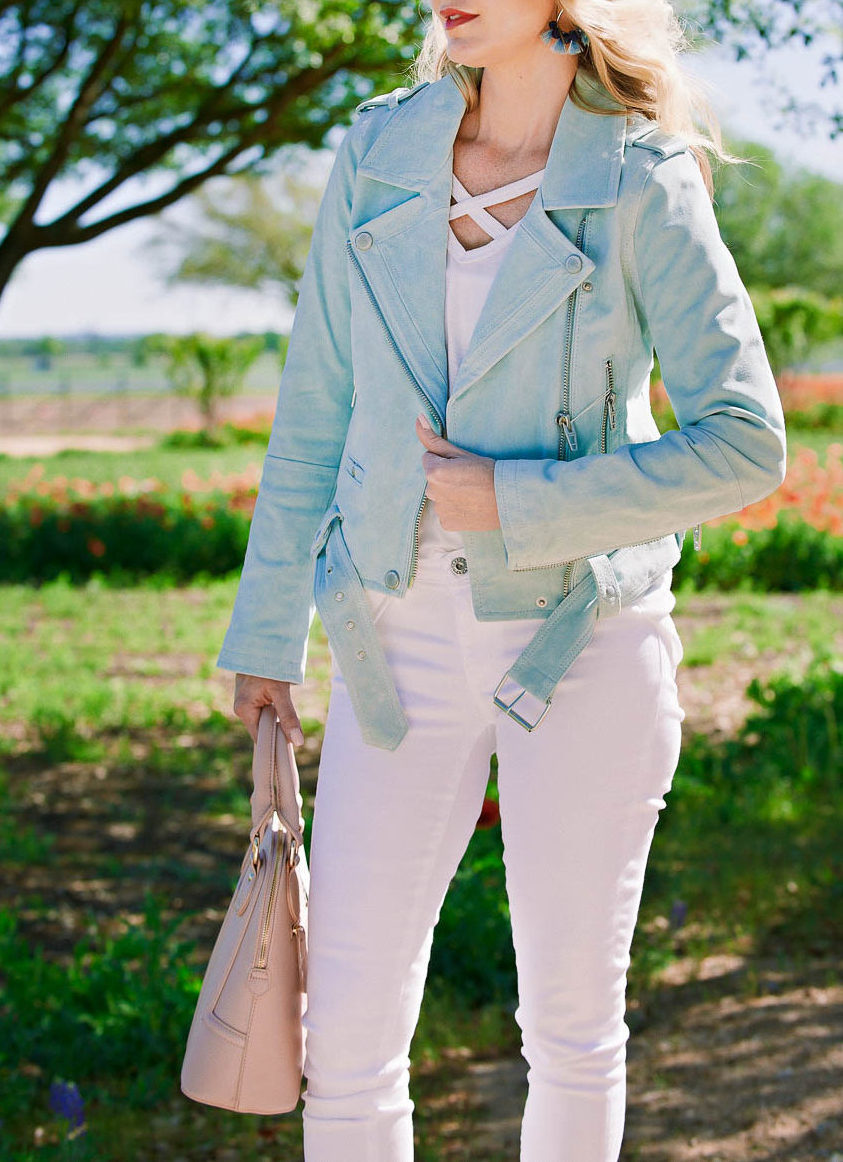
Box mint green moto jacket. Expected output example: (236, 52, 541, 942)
(217, 69, 787, 750)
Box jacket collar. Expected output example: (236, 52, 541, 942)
(350, 70, 630, 417)
(357, 69, 630, 210)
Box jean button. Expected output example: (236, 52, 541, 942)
(355, 231, 374, 250)
(450, 556, 468, 576)
(385, 569, 400, 589)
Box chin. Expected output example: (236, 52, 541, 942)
(447, 48, 485, 67)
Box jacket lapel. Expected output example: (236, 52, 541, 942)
(351, 70, 629, 417)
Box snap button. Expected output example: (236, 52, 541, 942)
(357, 649, 367, 660)
(355, 231, 373, 250)
(565, 254, 583, 273)
(582, 280, 593, 292)
(385, 569, 400, 589)
(605, 586, 616, 598)
(450, 556, 468, 575)
(345, 620, 355, 630)
(334, 591, 345, 601)
(536, 597, 548, 608)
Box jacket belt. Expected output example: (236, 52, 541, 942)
(313, 511, 680, 751)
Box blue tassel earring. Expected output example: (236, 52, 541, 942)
(541, 15, 590, 54)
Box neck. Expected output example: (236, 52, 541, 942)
(460, 57, 579, 160)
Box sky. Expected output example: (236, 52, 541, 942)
(0, 38, 840, 341)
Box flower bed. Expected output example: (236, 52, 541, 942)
(2, 443, 841, 589)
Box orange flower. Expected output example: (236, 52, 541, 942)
(731, 528, 748, 546)
(86, 537, 106, 557)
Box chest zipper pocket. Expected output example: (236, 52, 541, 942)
(601, 358, 617, 455)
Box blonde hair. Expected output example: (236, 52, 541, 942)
(409, 0, 738, 196)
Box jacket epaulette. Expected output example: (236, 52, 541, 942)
(628, 123, 688, 159)
(354, 80, 430, 114)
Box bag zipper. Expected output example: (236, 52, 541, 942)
(554, 212, 590, 462)
(346, 237, 441, 587)
(255, 820, 283, 970)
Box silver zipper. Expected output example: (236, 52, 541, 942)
(346, 238, 442, 587)
(554, 213, 590, 460)
(408, 493, 428, 586)
(601, 358, 617, 455)
(513, 215, 591, 590)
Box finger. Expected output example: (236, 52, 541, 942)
(415, 415, 462, 457)
(273, 696, 305, 748)
(235, 700, 261, 745)
(421, 450, 450, 476)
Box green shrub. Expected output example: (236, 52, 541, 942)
(0, 494, 250, 583)
(673, 514, 843, 592)
(159, 419, 271, 449)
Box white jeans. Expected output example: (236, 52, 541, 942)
(301, 500, 685, 1162)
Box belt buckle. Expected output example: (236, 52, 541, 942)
(493, 674, 552, 732)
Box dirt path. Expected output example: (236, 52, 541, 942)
(0, 433, 159, 456)
(461, 955, 843, 1160)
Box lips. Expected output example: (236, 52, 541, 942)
(440, 7, 478, 28)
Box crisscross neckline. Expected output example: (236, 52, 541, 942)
(448, 167, 545, 261)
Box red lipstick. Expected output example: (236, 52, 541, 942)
(440, 7, 478, 29)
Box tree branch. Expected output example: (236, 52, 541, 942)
(46, 39, 354, 234)
(10, 13, 132, 235)
(0, 3, 82, 119)
(36, 45, 363, 248)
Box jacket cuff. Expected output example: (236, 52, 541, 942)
(494, 457, 555, 570)
(216, 644, 306, 685)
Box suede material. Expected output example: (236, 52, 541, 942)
(217, 71, 786, 713)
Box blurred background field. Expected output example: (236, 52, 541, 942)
(1, 1, 842, 1159)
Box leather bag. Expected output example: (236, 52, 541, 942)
(180, 705, 309, 1114)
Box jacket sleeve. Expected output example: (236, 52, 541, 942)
(493, 147, 788, 569)
(215, 122, 360, 682)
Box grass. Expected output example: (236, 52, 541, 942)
(0, 442, 267, 492)
(1, 577, 840, 1159)
(1, 425, 841, 1159)
(676, 589, 843, 667)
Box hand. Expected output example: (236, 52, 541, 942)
(233, 674, 305, 748)
(415, 414, 501, 531)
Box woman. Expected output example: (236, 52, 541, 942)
(217, 1, 786, 1158)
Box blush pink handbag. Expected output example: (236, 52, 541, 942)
(180, 705, 309, 1114)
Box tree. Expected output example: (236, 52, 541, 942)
(748, 286, 843, 375)
(687, 0, 843, 138)
(147, 161, 323, 308)
(713, 138, 843, 297)
(1, 0, 839, 318)
(0, 1, 422, 307)
(147, 331, 265, 436)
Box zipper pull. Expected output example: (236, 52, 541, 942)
(605, 391, 616, 430)
(350, 385, 357, 408)
(556, 411, 578, 452)
(693, 522, 702, 551)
